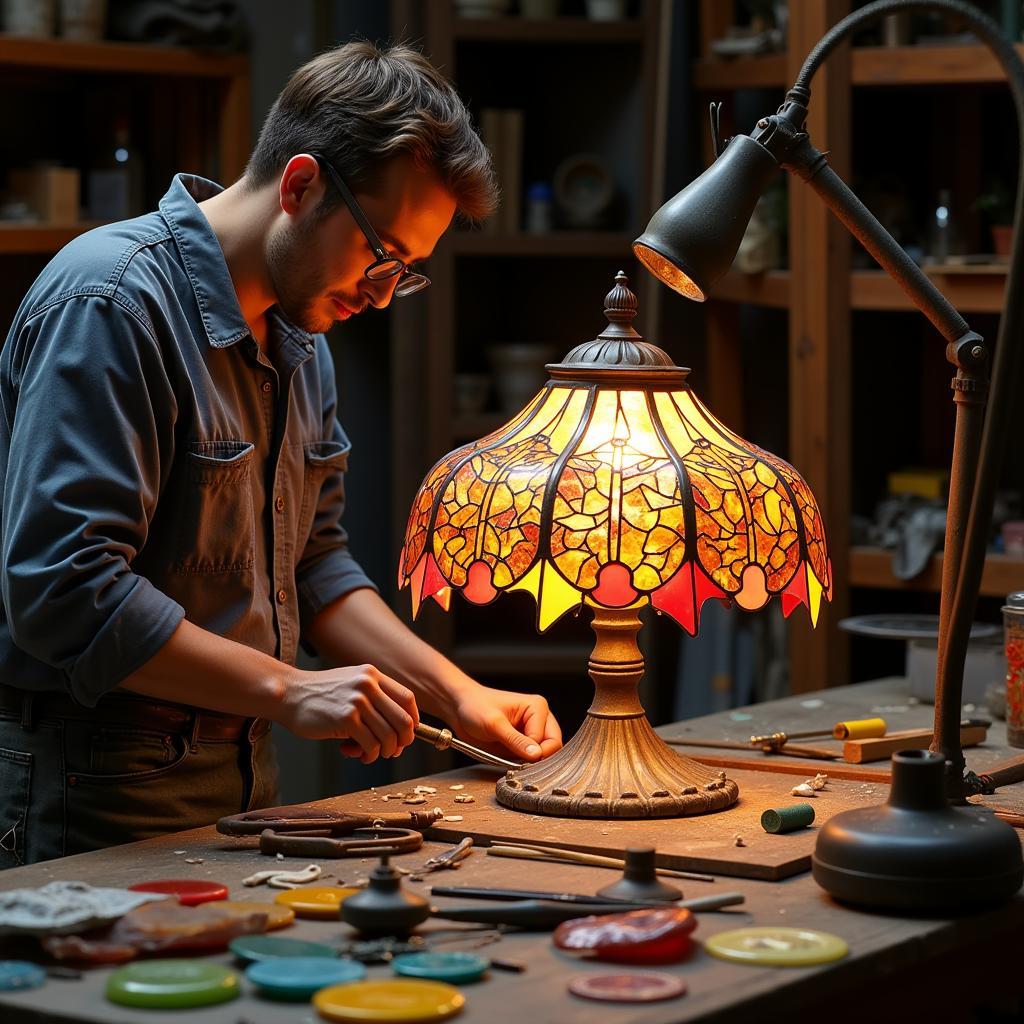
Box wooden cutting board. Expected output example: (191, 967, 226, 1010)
(340, 765, 890, 882)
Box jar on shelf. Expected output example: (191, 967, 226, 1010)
(1004, 591, 1024, 748)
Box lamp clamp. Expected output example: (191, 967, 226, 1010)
(946, 330, 987, 373)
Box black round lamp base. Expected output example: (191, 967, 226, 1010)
(812, 750, 1024, 914)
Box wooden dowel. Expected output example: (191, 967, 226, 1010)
(485, 843, 715, 883)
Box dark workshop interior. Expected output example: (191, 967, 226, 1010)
(1, 1, 1024, 1021)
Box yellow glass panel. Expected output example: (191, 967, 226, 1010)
(807, 564, 824, 627)
(509, 560, 581, 632)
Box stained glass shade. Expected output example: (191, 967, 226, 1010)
(400, 273, 831, 637)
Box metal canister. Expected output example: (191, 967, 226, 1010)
(1004, 592, 1024, 748)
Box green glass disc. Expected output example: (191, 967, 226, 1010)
(230, 934, 339, 964)
(106, 959, 240, 1008)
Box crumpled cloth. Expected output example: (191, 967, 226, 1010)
(0, 881, 166, 937)
(108, 0, 246, 51)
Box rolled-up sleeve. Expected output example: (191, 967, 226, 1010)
(295, 343, 377, 639)
(1, 294, 184, 706)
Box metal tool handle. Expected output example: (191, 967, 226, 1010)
(415, 723, 525, 771)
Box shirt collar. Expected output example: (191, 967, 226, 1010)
(158, 174, 316, 353)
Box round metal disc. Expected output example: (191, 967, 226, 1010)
(838, 613, 998, 641)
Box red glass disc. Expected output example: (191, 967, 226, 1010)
(554, 908, 697, 965)
(128, 881, 230, 907)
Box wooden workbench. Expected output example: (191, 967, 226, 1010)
(1, 677, 1023, 1023)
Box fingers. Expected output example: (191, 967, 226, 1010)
(338, 666, 418, 762)
(520, 696, 562, 759)
(379, 675, 420, 735)
(488, 714, 545, 762)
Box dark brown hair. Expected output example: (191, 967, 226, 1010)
(245, 40, 497, 222)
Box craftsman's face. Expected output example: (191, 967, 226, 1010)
(267, 153, 455, 334)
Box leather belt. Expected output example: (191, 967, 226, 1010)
(0, 685, 269, 743)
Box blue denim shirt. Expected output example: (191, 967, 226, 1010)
(0, 174, 376, 707)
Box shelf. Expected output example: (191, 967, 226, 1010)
(453, 642, 590, 676)
(0, 34, 247, 77)
(691, 43, 1024, 92)
(692, 53, 787, 91)
(693, 266, 1005, 313)
(447, 231, 635, 257)
(849, 546, 1024, 598)
(707, 269, 790, 308)
(452, 16, 643, 45)
(0, 221, 107, 255)
(851, 42, 1024, 87)
(850, 265, 1007, 314)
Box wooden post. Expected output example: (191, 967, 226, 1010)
(786, 1, 852, 692)
(217, 69, 251, 185)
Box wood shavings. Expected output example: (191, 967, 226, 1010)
(432, 806, 445, 817)
(183, 858, 204, 865)
(453, 794, 475, 804)
(791, 783, 816, 797)
(173, 850, 186, 856)
(449, 784, 465, 791)
(810, 773, 829, 791)
(413, 785, 437, 795)
(443, 815, 464, 822)
(403, 796, 427, 805)
(734, 835, 746, 848)
(242, 864, 322, 889)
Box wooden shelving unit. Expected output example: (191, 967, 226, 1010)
(694, 2, 1019, 694)
(849, 546, 1024, 598)
(388, 0, 671, 690)
(0, 34, 248, 76)
(0, 221, 106, 255)
(446, 230, 634, 257)
(692, 53, 787, 90)
(0, 36, 250, 285)
(451, 15, 644, 44)
(851, 41, 1024, 86)
(716, 265, 1007, 314)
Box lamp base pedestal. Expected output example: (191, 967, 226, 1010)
(496, 710, 739, 818)
(495, 601, 739, 819)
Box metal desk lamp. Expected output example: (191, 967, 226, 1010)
(634, 0, 1024, 910)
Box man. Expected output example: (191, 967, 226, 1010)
(0, 41, 562, 866)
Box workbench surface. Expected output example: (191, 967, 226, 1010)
(2, 678, 1023, 1024)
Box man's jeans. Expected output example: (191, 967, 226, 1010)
(0, 707, 278, 866)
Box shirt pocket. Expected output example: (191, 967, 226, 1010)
(175, 440, 256, 574)
(298, 440, 351, 547)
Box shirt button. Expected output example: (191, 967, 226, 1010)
(261, 381, 272, 394)
(274, 495, 286, 513)
(276, 588, 287, 605)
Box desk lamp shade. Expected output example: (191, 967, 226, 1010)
(399, 273, 831, 818)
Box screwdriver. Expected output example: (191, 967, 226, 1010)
(415, 722, 525, 771)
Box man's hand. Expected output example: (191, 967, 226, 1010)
(280, 664, 419, 764)
(448, 683, 562, 763)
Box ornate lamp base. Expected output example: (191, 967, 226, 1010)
(495, 603, 739, 819)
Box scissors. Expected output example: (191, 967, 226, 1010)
(217, 805, 442, 858)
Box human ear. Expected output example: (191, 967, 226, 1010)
(278, 154, 322, 216)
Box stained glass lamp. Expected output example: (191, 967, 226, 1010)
(399, 272, 831, 819)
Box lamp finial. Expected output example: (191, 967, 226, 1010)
(604, 271, 639, 329)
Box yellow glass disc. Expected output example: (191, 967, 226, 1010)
(218, 901, 295, 930)
(273, 887, 360, 919)
(314, 979, 465, 1022)
(705, 927, 848, 967)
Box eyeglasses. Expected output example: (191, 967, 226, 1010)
(310, 152, 430, 297)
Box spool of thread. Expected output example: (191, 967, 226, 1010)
(832, 717, 887, 740)
(761, 804, 816, 834)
